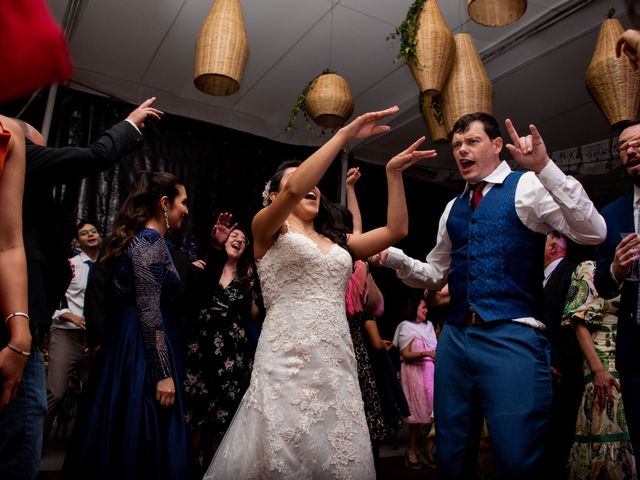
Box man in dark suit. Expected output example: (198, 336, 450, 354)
(7, 97, 161, 476)
(540, 231, 583, 478)
(594, 121, 640, 475)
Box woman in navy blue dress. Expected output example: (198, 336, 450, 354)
(64, 171, 198, 479)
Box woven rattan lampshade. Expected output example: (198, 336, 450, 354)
(408, 0, 455, 95)
(194, 0, 249, 96)
(421, 93, 449, 143)
(586, 18, 640, 127)
(442, 33, 493, 135)
(467, 0, 527, 27)
(304, 73, 354, 129)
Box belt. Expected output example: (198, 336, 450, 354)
(462, 308, 484, 326)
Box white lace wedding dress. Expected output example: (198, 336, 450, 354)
(204, 229, 375, 479)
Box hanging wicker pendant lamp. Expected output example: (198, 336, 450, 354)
(194, 0, 249, 96)
(586, 17, 640, 127)
(467, 0, 527, 27)
(408, 0, 455, 95)
(442, 33, 493, 135)
(304, 73, 354, 129)
(420, 93, 449, 143)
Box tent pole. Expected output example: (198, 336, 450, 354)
(41, 84, 58, 145)
(339, 148, 348, 206)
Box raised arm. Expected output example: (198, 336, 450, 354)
(24, 97, 162, 184)
(345, 167, 363, 234)
(505, 119, 606, 245)
(252, 107, 399, 259)
(347, 137, 437, 260)
(616, 29, 640, 69)
(0, 116, 31, 410)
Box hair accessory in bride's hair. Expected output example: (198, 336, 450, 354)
(261, 180, 272, 207)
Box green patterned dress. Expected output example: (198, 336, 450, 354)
(562, 260, 636, 479)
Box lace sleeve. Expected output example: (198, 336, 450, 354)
(129, 231, 172, 381)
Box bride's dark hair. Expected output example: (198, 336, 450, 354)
(264, 161, 351, 253)
(102, 170, 183, 261)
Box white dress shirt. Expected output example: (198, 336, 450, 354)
(543, 257, 564, 288)
(386, 160, 607, 328)
(52, 251, 94, 330)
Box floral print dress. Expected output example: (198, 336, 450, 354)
(184, 277, 254, 433)
(562, 260, 636, 479)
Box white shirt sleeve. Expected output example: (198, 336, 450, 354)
(384, 199, 454, 289)
(514, 161, 607, 245)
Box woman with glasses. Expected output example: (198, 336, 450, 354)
(183, 212, 261, 469)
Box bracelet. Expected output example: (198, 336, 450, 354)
(4, 312, 30, 324)
(6, 343, 30, 357)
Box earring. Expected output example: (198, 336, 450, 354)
(163, 207, 170, 231)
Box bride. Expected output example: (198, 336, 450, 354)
(204, 107, 436, 479)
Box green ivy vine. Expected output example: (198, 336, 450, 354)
(387, 0, 427, 63)
(285, 68, 335, 133)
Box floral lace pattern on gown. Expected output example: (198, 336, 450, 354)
(204, 230, 375, 479)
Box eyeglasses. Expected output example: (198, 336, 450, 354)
(229, 233, 250, 245)
(79, 228, 98, 235)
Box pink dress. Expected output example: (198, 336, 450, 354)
(394, 321, 437, 424)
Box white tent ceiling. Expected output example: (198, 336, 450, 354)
(46, 0, 632, 177)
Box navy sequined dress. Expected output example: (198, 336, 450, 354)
(64, 228, 198, 479)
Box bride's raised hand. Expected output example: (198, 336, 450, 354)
(339, 106, 399, 140)
(386, 136, 437, 172)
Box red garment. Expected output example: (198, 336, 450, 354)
(0, 0, 72, 102)
(0, 121, 11, 175)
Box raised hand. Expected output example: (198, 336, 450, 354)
(346, 167, 361, 188)
(619, 136, 640, 153)
(126, 97, 164, 130)
(211, 212, 238, 248)
(339, 106, 399, 140)
(504, 119, 550, 174)
(386, 136, 437, 172)
(616, 29, 640, 70)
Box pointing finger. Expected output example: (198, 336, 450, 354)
(529, 124, 542, 142)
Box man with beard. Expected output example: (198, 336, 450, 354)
(594, 122, 640, 476)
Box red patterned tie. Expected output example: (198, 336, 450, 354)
(470, 182, 486, 211)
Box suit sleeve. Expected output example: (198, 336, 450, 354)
(25, 120, 143, 184)
(594, 229, 620, 300)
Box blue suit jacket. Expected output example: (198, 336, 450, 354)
(595, 191, 640, 371)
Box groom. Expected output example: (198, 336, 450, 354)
(373, 112, 605, 479)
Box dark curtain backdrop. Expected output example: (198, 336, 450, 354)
(44, 88, 348, 260)
(4, 86, 459, 337)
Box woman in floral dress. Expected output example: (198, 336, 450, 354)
(183, 213, 261, 467)
(562, 260, 636, 479)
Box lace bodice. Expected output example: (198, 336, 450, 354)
(257, 230, 352, 335)
(206, 230, 374, 479)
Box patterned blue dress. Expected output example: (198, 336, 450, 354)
(64, 228, 198, 479)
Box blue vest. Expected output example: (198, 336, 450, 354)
(445, 172, 544, 325)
